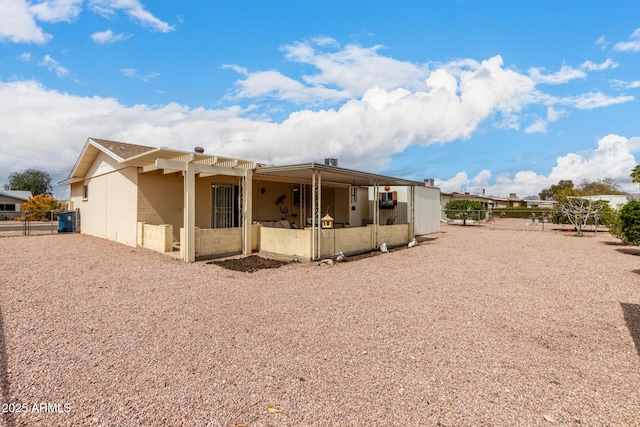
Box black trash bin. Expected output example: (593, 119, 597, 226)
(57, 211, 76, 233)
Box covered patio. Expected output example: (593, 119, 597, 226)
(253, 162, 423, 260)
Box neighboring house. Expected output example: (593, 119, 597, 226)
(567, 194, 629, 210)
(0, 190, 32, 219)
(525, 199, 557, 209)
(491, 193, 527, 208)
(61, 138, 440, 262)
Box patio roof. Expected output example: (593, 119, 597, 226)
(254, 163, 424, 187)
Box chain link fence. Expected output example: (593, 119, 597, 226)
(441, 209, 606, 233)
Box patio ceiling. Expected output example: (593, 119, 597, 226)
(253, 163, 424, 187)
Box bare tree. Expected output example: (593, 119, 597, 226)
(558, 198, 605, 236)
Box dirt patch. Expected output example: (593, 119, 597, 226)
(208, 255, 293, 272)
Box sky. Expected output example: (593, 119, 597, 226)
(1, 0, 640, 200)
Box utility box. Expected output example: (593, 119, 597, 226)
(57, 211, 77, 233)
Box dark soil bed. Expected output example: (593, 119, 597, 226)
(208, 255, 293, 272)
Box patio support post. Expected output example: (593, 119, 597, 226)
(242, 169, 253, 255)
(317, 171, 322, 259)
(409, 185, 415, 239)
(311, 172, 316, 259)
(373, 179, 379, 248)
(184, 159, 196, 262)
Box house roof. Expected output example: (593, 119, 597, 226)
(60, 138, 257, 185)
(254, 163, 424, 187)
(60, 138, 426, 188)
(60, 138, 157, 185)
(0, 190, 32, 201)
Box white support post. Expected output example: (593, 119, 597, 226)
(184, 161, 196, 262)
(409, 185, 415, 239)
(373, 180, 379, 248)
(317, 171, 322, 258)
(311, 172, 316, 259)
(242, 169, 253, 255)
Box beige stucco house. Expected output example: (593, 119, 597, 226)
(61, 138, 440, 262)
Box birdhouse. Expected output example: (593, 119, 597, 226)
(321, 214, 334, 229)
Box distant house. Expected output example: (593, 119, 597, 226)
(568, 194, 629, 210)
(0, 190, 32, 219)
(60, 138, 440, 262)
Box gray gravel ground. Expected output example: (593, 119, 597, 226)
(1, 221, 639, 426)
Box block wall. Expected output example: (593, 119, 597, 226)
(377, 223, 411, 247)
(138, 223, 173, 252)
(319, 227, 372, 257)
(137, 172, 183, 240)
(259, 227, 311, 259)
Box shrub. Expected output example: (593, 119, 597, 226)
(619, 200, 640, 245)
(21, 194, 64, 221)
(444, 199, 486, 225)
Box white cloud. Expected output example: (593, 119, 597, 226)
(559, 92, 634, 110)
(595, 35, 608, 49)
(614, 28, 640, 52)
(280, 39, 429, 97)
(91, 29, 129, 44)
(18, 52, 32, 62)
(528, 65, 586, 84)
(1, 40, 637, 199)
(580, 58, 618, 71)
(610, 79, 640, 89)
(227, 69, 351, 105)
(525, 119, 547, 134)
(0, 0, 51, 44)
(29, 0, 82, 23)
(0, 59, 536, 186)
(40, 55, 69, 76)
(546, 106, 566, 122)
(88, 0, 174, 33)
(120, 68, 160, 83)
(438, 134, 640, 196)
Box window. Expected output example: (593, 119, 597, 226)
(212, 184, 241, 228)
(378, 191, 397, 209)
(83, 185, 89, 199)
(0, 204, 16, 211)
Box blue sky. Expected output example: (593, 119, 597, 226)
(1, 0, 640, 200)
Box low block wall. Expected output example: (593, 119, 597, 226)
(138, 222, 173, 253)
(260, 224, 411, 259)
(377, 223, 411, 247)
(180, 227, 244, 258)
(260, 227, 311, 259)
(319, 227, 372, 257)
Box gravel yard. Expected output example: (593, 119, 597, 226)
(1, 221, 639, 426)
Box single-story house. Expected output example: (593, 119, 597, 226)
(60, 138, 440, 262)
(567, 194, 629, 210)
(0, 190, 32, 220)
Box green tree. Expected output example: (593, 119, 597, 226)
(21, 194, 64, 221)
(5, 169, 52, 196)
(540, 178, 624, 202)
(577, 178, 624, 195)
(619, 200, 640, 245)
(444, 199, 487, 225)
(631, 165, 640, 192)
(539, 180, 575, 201)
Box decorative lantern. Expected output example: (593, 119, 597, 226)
(321, 214, 334, 229)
